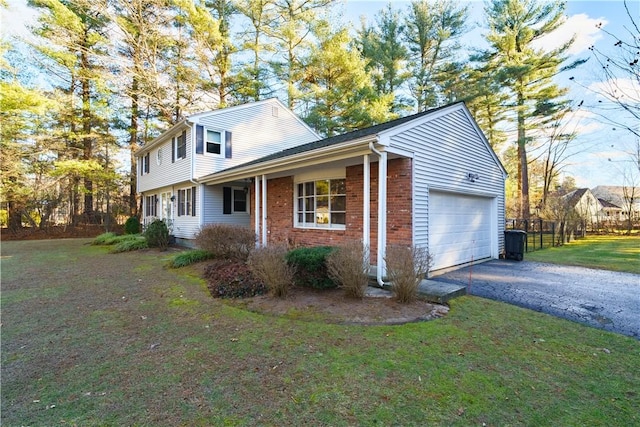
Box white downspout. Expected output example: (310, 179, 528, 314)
(369, 142, 389, 288)
(363, 154, 370, 259)
(254, 175, 260, 247)
(188, 121, 203, 229)
(261, 174, 267, 246)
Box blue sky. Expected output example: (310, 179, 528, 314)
(2, 0, 638, 189)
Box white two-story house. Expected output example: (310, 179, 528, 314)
(136, 98, 320, 244)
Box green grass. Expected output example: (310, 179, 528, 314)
(525, 235, 640, 274)
(1, 239, 639, 426)
(168, 249, 214, 268)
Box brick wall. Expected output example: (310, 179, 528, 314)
(250, 157, 413, 263)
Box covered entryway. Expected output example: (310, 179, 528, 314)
(428, 191, 494, 271)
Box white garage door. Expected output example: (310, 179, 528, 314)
(429, 191, 493, 271)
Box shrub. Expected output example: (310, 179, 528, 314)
(248, 245, 293, 298)
(111, 236, 148, 253)
(195, 224, 256, 261)
(144, 219, 170, 250)
(326, 241, 370, 299)
(385, 245, 432, 303)
(204, 259, 267, 298)
(169, 249, 214, 268)
(93, 232, 118, 245)
(124, 216, 140, 234)
(285, 246, 337, 289)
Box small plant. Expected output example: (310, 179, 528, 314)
(92, 232, 118, 245)
(248, 245, 293, 298)
(195, 224, 256, 261)
(285, 246, 337, 289)
(169, 249, 214, 268)
(144, 219, 170, 250)
(111, 236, 148, 253)
(124, 216, 141, 234)
(327, 241, 370, 299)
(204, 259, 267, 298)
(385, 245, 432, 303)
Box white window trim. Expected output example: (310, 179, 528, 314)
(174, 134, 187, 160)
(293, 175, 346, 230)
(177, 186, 196, 217)
(204, 128, 225, 156)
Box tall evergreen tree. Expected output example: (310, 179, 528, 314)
(482, 0, 583, 219)
(301, 27, 393, 136)
(403, 0, 467, 111)
(358, 4, 410, 113)
(28, 0, 112, 222)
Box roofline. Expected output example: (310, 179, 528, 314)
(199, 135, 378, 185)
(135, 119, 188, 156)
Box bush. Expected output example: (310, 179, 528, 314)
(169, 249, 214, 268)
(124, 216, 141, 234)
(144, 219, 170, 250)
(285, 246, 337, 289)
(248, 245, 293, 298)
(327, 241, 370, 299)
(111, 236, 148, 253)
(204, 259, 267, 298)
(195, 224, 256, 261)
(385, 245, 432, 303)
(92, 232, 118, 245)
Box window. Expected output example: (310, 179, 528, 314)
(206, 130, 221, 154)
(173, 131, 186, 161)
(223, 187, 248, 214)
(177, 186, 196, 216)
(141, 153, 150, 175)
(296, 179, 346, 228)
(145, 195, 157, 217)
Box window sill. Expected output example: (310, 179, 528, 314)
(294, 225, 346, 231)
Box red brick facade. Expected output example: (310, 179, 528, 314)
(250, 158, 413, 264)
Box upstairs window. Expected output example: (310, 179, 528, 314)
(296, 179, 346, 228)
(173, 131, 187, 161)
(141, 153, 150, 175)
(206, 130, 221, 155)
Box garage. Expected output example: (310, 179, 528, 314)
(429, 191, 494, 271)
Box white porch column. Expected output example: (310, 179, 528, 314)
(377, 151, 388, 282)
(261, 174, 267, 246)
(363, 154, 370, 260)
(254, 175, 260, 247)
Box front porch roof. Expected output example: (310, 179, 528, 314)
(197, 103, 457, 185)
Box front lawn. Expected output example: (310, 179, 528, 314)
(525, 234, 640, 274)
(1, 239, 639, 426)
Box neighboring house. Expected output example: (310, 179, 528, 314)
(563, 188, 601, 225)
(591, 185, 640, 222)
(597, 198, 624, 223)
(197, 102, 507, 277)
(135, 98, 320, 242)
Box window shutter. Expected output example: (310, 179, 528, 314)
(191, 186, 196, 216)
(178, 190, 184, 216)
(196, 125, 204, 154)
(172, 138, 175, 163)
(223, 187, 232, 214)
(224, 131, 232, 158)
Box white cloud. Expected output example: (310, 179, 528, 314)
(533, 13, 606, 55)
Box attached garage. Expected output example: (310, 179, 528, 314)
(428, 191, 496, 271)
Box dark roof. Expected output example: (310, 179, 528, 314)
(564, 188, 588, 206)
(598, 198, 621, 209)
(222, 102, 464, 172)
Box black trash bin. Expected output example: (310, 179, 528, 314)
(504, 230, 527, 261)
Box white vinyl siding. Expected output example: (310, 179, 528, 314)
(382, 106, 506, 261)
(193, 100, 319, 178)
(138, 128, 192, 192)
(202, 184, 250, 227)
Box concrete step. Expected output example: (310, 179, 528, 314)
(417, 279, 466, 304)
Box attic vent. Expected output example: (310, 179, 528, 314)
(272, 106, 279, 117)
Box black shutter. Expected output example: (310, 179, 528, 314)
(191, 186, 196, 216)
(178, 190, 183, 216)
(223, 187, 232, 214)
(196, 125, 204, 154)
(171, 137, 175, 163)
(225, 131, 232, 158)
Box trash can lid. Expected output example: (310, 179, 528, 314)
(505, 229, 527, 234)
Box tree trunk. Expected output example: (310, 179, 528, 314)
(517, 91, 530, 220)
(81, 35, 94, 222)
(129, 76, 140, 216)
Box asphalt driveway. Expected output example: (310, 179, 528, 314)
(432, 260, 640, 340)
